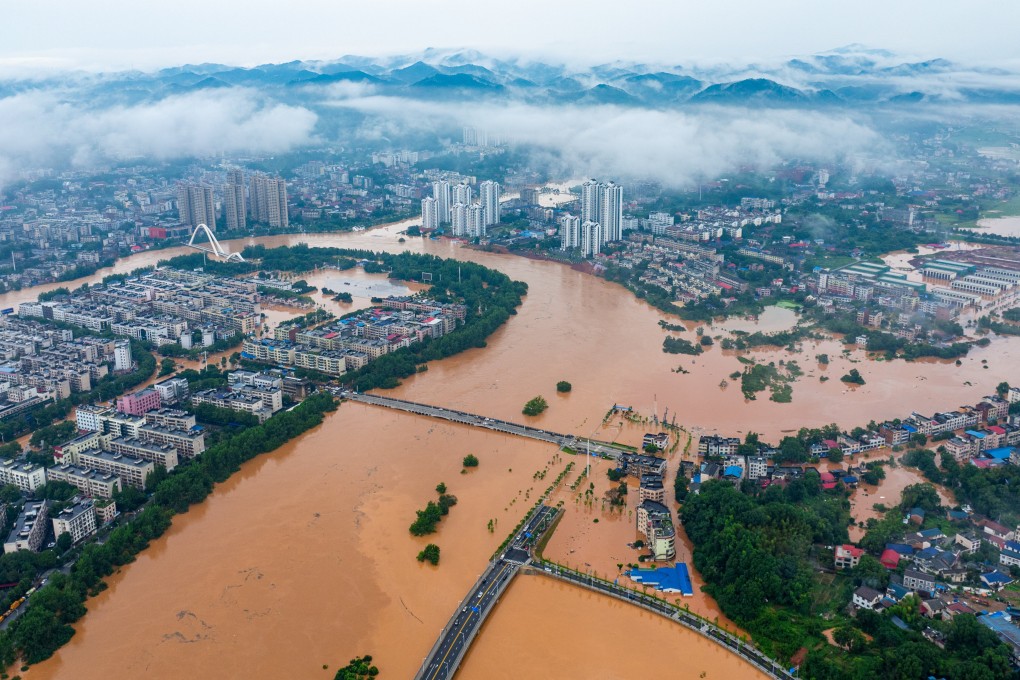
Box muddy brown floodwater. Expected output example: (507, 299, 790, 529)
(13, 220, 1016, 679)
(458, 576, 767, 680)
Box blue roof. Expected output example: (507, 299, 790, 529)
(887, 543, 915, 555)
(902, 424, 917, 433)
(628, 564, 694, 595)
(911, 507, 926, 517)
(986, 447, 1013, 460)
(966, 430, 986, 439)
(724, 465, 743, 477)
(947, 510, 969, 520)
(981, 571, 1013, 585)
(890, 615, 910, 631)
(1006, 540, 1020, 553)
(887, 583, 911, 601)
(981, 612, 1020, 647)
(919, 528, 943, 538)
(917, 547, 940, 560)
(842, 475, 858, 484)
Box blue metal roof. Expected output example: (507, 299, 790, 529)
(628, 564, 694, 595)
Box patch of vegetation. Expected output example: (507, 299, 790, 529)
(840, 368, 866, 385)
(662, 336, 702, 355)
(333, 655, 379, 680)
(522, 396, 548, 416)
(417, 544, 440, 566)
(462, 454, 479, 468)
(556, 381, 572, 393)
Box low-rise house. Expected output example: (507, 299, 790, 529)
(903, 568, 937, 595)
(921, 598, 946, 619)
(981, 570, 1014, 590)
(999, 548, 1020, 568)
(835, 544, 865, 570)
(955, 532, 982, 554)
(852, 586, 884, 610)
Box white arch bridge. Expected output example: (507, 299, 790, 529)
(187, 223, 245, 262)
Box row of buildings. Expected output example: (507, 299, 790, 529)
(18, 268, 262, 347)
(177, 172, 289, 231)
(243, 295, 467, 377)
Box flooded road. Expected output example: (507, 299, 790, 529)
(18, 220, 1016, 678)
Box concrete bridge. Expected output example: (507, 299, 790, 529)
(343, 391, 633, 459)
(413, 505, 559, 680)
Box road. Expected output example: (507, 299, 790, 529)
(530, 564, 795, 680)
(414, 505, 558, 680)
(342, 392, 630, 459)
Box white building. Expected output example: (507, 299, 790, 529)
(0, 460, 47, 493)
(467, 203, 486, 238)
(432, 180, 452, 224)
(421, 196, 439, 230)
(559, 214, 581, 250)
(113, 340, 132, 372)
(452, 182, 472, 206)
(600, 181, 624, 243)
(581, 221, 603, 258)
(479, 181, 500, 226)
(580, 179, 601, 226)
(51, 499, 97, 544)
(4, 501, 48, 553)
(451, 203, 469, 237)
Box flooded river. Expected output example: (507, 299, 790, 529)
(17, 220, 1017, 678)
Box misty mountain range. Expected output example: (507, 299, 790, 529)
(3, 45, 1020, 107)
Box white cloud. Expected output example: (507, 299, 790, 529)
(0, 88, 317, 184)
(333, 96, 885, 186)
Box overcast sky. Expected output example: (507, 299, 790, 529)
(3, 1, 1020, 73)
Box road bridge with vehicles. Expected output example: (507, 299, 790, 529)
(343, 392, 634, 459)
(413, 505, 558, 680)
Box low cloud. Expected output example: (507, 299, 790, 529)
(334, 96, 886, 186)
(0, 88, 317, 185)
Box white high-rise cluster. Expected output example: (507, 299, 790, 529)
(567, 179, 625, 256)
(424, 179, 498, 239)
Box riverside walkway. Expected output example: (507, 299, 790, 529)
(343, 391, 633, 458)
(525, 563, 795, 680)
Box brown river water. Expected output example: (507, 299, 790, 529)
(14, 221, 1013, 678)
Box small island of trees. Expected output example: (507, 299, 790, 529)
(841, 368, 866, 385)
(522, 396, 548, 416)
(556, 381, 572, 393)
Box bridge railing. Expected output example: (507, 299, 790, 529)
(526, 562, 794, 680)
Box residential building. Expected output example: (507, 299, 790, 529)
(747, 456, 769, 480)
(902, 568, 937, 594)
(113, 340, 132, 371)
(479, 180, 500, 226)
(223, 169, 246, 231)
(4, 501, 49, 552)
(559, 214, 581, 250)
(138, 423, 206, 458)
(0, 460, 46, 493)
(116, 387, 161, 416)
(106, 436, 179, 471)
(638, 474, 665, 503)
(636, 499, 676, 560)
(249, 174, 288, 228)
(835, 544, 865, 570)
(177, 183, 216, 229)
(432, 180, 452, 224)
(46, 464, 122, 499)
(852, 586, 883, 610)
(421, 196, 439, 230)
(581, 220, 602, 258)
(153, 376, 190, 405)
(600, 181, 624, 243)
(78, 449, 155, 489)
(51, 498, 97, 544)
